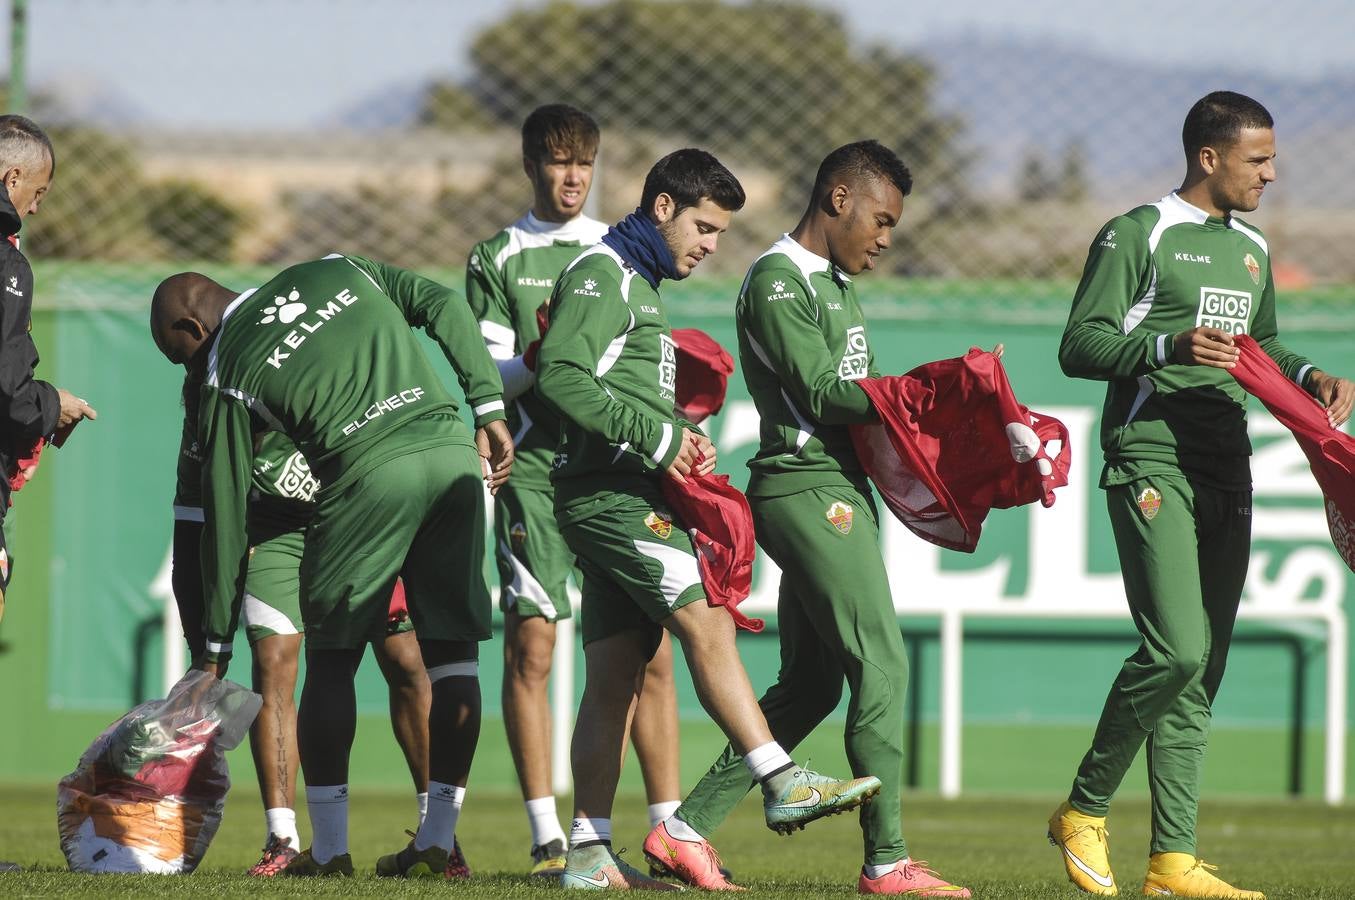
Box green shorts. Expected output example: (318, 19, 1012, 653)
(494, 484, 574, 622)
(299, 441, 492, 650)
(558, 487, 705, 652)
(243, 526, 416, 645)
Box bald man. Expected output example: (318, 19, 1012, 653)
(151, 255, 511, 878)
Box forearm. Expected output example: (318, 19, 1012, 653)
(1254, 335, 1316, 388)
(0, 373, 59, 441)
(1058, 322, 1170, 380)
(497, 355, 535, 403)
(537, 361, 681, 468)
(798, 374, 876, 424)
(199, 516, 246, 659)
(171, 519, 207, 660)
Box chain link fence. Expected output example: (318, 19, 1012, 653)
(17, 0, 1355, 309)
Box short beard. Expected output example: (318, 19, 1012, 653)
(656, 216, 688, 278)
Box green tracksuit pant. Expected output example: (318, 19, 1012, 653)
(1069, 474, 1250, 853)
(675, 484, 909, 865)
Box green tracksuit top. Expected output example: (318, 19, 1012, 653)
(1060, 191, 1315, 489)
(196, 253, 505, 650)
(466, 211, 608, 489)
(737, 235, 879, 498)
(175, 410, 314, 533)
(535, 244, 688, 525)
(173, 397, 206, 523)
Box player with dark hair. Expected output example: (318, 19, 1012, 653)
(150, 255, 512, 879)
(644, 140, 970, 897)
(536, 148, 880, 890)
(466, 104, 682, 878)
(1048, 90, 1351, 899)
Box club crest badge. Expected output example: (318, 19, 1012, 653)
(1325, 499, 1355, 573)
(1243, 252, 1260, 285)
(509, 521, 527, 550)
(827, 501, 854, 535)
(644, 511, 673, 540)
(1136, 487, 1162, 521)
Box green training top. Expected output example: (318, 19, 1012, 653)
(175, 405, 314, 535)
(737, 234, 879, 499)
(1060, 191, 1315, 489)
(535, 244, 688, 525)
(466, 211, 607, 489)
(196, 253, 505, 655)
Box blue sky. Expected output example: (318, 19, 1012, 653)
(12, 0, 1354, 129)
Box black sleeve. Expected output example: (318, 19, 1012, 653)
(171, 519, 207, 660)
(0, 254, 59, 441)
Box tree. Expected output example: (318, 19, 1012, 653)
(1015, 141, 1089, 204)
(1017, 151, 1056, 202)
(1056, 139, 1089, 204)
(144, 180, 244, 262)
(23, 126, 157, 261)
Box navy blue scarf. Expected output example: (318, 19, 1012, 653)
(600, 208, 678, 290)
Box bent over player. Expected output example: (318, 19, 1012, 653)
(536, 148, 880, 891)
(172, 410, 439, 875)
(466, 104, 681, 876)
(1051, 91, 1352, 899)
(646, 141, 970, 897)
(151, 254, 512, 878)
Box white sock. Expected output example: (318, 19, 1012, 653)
(526, 796, 567, 848)
(743, 742, 794, 782)
(304, 785, 348, 864)
(570, 816, 611, 845)
(663, 815, 705, 842)
(417, 791, 429, 826)
(414, 781, 465, 851)
(648, 801, 681, 828)
(264, 807, 300, 848)
(865, 858, 910, 878)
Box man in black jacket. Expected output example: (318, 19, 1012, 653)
(0, 114, 96, 873)
(0, 116, 95, 616)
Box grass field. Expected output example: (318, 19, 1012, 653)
(2, 780, 1353, 898)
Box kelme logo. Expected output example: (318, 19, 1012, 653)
(258, 288, 307, 325)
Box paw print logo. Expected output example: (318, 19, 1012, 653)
(772, 280, 785, 292)
(258, 288, 306, 325)
(583, 278, 598, 291)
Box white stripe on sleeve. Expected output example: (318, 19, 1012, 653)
(649, 422, 674, 466)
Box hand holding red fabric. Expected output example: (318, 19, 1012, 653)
(849, 348, 1071, 552)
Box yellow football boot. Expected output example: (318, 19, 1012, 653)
(1048, 801, 1118, 895)
(1141, 853, 1264, 898)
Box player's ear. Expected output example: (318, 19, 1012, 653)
(2, 166, 18, 190)
(651, 192, 675, 225)
(1198, 145, 1220, 176)
(829, 183, 851, 216)
(174, 316, 209, 343)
